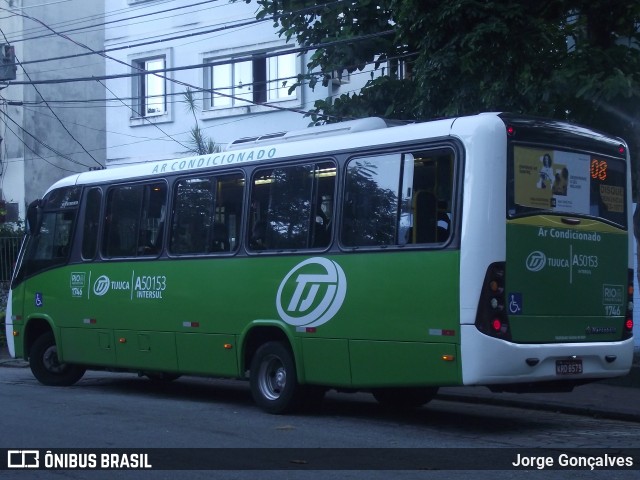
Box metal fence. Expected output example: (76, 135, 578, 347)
(0, 236, 22, 286)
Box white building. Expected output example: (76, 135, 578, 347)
(103, 0, 361, 166)
(0, 0, 106, 220)
(1, 0, 366, 213)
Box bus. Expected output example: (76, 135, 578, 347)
(5, 113, 635, 414)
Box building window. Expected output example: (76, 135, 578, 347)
(132, 57, 166, 117)
(208, 52, 297, 109)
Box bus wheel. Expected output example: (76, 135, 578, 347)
(29, 332, 86, 386)
(372, 387, 438, 409)
(250, 341, 301, 414)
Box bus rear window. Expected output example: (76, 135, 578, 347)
(509, 145, 626, 228)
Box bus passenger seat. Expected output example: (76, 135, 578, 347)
(211, 222, 230, 252)
(250, 220, 267, 250)
(414, 191, 437, 243)
(437, 212, 451, 242)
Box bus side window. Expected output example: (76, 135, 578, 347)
(409, 153, 453, 244)
(81, 188, 102, 260)
(341, 154, 402, 247)
(248, 162, 335, 252)
(413, 190, 438, 243)
(341, 150, 454, 248)
(212, 173, 244, 253)
(171, 177, 213, 255)
(103, 182, 167, 258)
(169, 173, 243, 255)
(139, 183, 167, 256)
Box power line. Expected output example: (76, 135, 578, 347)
(0, 108, 85, 172)
(98, 78, 191, 151)
(0, 0, 180, 41)
(10, 0, 226, 44)
(0, 1, 399, 158)
(7, 51, 418, 106)
(1, 0, 348, 69)
(0, 118, 82, 173)
(3, 30, 395, 86)
(0, 10, 392, 129)
(7, 16, 269, 68)
(0, 26, 104, 168)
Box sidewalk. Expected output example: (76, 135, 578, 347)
(2, 345, 639, 422)
(437, 356, 640, 422)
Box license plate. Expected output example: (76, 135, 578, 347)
(556, 359, 583, 375)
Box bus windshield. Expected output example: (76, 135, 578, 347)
(509, 145, 627, 228)
(18, 186, 81, 280)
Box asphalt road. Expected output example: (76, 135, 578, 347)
(1, 367, 639, 480)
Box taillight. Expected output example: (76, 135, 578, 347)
(475, 262, 511, 341)
(623, 269, 634, 340)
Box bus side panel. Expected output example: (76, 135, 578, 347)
(60, 328, 115, 366)
(301, 338, 351, 387)
(114, 330, 178, 371)
(454, 115, 507, 325)
(315, 250, 461, 388)
(349, 340, 460, 387)
(176, 333, 238, 376)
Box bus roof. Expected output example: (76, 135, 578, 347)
(45, 114, 465, 194)
(45, 112, 622, 196)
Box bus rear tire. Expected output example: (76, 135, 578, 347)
(29, 332, 86, 386)
(372, 386, 438, 409)
(250, 341, 301, 414)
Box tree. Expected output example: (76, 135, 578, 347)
(183, 88, 220, 155)
(238, 0, 640, 188)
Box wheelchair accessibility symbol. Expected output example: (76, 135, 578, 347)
(508, 293, 522, 315)
(34, 292, 44, 308)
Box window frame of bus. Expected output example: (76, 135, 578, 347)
(81, 187, 103, 261)
(168, 170, 245, 256)
(246, 159, 337, 253)
(21, 186, 82, 279)
(339, 146, 457, 250)
(101, 180, 168, 259)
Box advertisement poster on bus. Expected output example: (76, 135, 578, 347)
(514, 146, 590, 214)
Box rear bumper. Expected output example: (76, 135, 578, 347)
(460, 324, 634, 385)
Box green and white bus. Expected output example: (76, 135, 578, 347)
(5, 113, 635, 413)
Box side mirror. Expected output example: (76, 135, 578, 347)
(26, 199, 42, 235)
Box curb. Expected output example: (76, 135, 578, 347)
(435, 390, 640, 424)
(0, 358, 28, 368)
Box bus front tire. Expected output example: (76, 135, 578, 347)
(250, 341, 301, 414)
(372, 387, 438, 409)
(29, 332, 86, 386)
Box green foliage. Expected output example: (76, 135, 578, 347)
(0, 220, 24, 238)
(182, 89, 220, 155)
(238, 0, 640, 193)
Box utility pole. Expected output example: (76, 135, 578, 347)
(0, 43, 16, 224)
